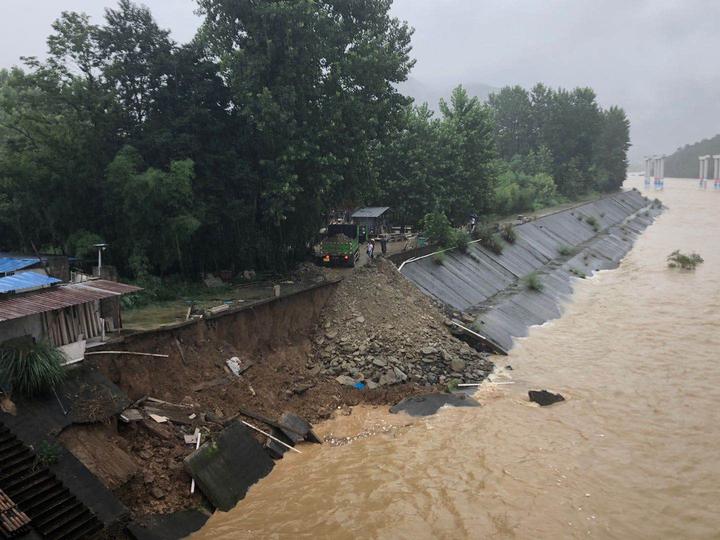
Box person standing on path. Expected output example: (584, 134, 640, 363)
(367, 240, 374, 260)
(380, 235, 388, 256)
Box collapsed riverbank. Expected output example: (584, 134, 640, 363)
(68, 258, 491, 530)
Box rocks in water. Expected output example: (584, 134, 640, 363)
(528, 390, 565, 406)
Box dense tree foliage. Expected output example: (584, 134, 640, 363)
(664, 134, 720, 178)
(488, 84, 630, 198)
(0, 1, 632, 279)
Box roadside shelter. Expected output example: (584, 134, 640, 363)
(351, 207, 391, 240)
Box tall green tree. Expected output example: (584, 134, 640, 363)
(487, 85, 535, 160)
(196, 0, 414, 268)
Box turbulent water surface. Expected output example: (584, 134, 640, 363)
(193, 177, 720, 539)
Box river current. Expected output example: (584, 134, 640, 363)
(194, 177, 720, 539)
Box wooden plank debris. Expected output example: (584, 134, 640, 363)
(85, 351, 169, 358)
(191, 377, 231, 393)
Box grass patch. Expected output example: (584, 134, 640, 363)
(667, 250, 703, 270)
(524, 272, 544, 292)
(432, 252, 446, 265)
(569, 267, 586, 279)
(500, 223, 517, 244)
(446, 378, 460, 392)
(36, 441, 61, 467)
(0, 338, 65, 397)
(558, 245, 576, 257)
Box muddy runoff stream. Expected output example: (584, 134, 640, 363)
(193, 177, 720, 539)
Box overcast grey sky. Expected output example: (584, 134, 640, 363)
(2, 0, 717, 162)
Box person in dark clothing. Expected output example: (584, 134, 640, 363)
(380, 235, 388, 255)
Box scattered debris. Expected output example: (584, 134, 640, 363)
(148, 413, 168, 424)
(528, 390, 565, 406)
(191, 377, 231, 393)
(225, 357, 253, 377)
(120, 408, 143, 422)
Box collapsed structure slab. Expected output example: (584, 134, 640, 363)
(184, 421, 274, 511)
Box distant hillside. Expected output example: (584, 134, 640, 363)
(665, 134, 720, 178)
(398, 77, 497, 112)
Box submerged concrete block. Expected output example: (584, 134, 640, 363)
(184, 422, 274, 511)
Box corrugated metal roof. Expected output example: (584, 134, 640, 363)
(351, 207, 390, 219)
(0, 257, 40, 275)
(0, 280, 142, 322)
(0, 273, 61, 294)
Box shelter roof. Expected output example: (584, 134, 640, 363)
(351, 207, 390, 219)
(0, 280, 141, 322)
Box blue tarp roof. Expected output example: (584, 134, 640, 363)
(0, 272, 61, 294)
(0, 257, 40, 274)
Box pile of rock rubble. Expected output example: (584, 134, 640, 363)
(310, 259, 493, 388)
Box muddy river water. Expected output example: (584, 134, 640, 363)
(194, 177, 720, 539)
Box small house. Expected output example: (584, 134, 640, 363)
(351, 207, 391, 240)
(0, 255, 140, 363)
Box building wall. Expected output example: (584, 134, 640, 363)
(0, 313, 44, 345)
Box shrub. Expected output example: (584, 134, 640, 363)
(667, 250, 703, 270)
(524, 272, 544, 292)
(452, 229, 471, 253)
(432, 252, 446, 265)
(585, 215, 600, 232)
(500, 223, 517, 244)
(558, 245, 575, 257)
(0, 339, 65, 397)
(423, 211, 454, 246)
(473, 224, 504, 255)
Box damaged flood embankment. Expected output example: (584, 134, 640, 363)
(54, 259, 490, 535)
(400, 189, 663, 353)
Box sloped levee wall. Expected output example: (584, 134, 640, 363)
(399, 190, 661, 353)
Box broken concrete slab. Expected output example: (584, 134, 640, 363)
(264, 427, 294, 459)
(389, 393, 480, 417)
(184, 421, 274, 511)
(278, 412, 322, 444)
(127, 509, 211, 540)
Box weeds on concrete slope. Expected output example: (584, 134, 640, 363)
(558, 245, 576, 257)
(453, 230, 471, 253)
(569, 267, 586, 279)
(472, 224, 504, 255)
(524, 272, 544, 292)
(667, 250, 704, 270)
(585, 215, 600, 232)
(500, 223, 517, 244)
(432, 252, 446, 265)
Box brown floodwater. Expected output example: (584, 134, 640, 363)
(193, 177, 720, 539)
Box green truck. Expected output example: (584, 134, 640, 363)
(321, 224, 360, 267)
